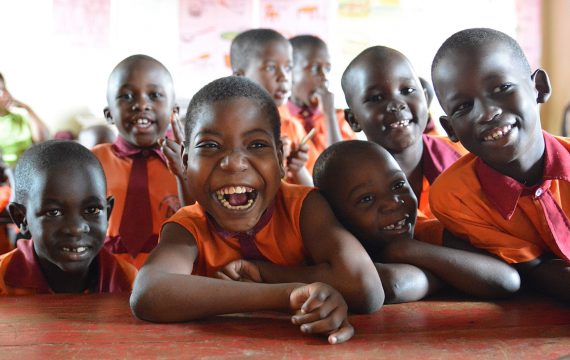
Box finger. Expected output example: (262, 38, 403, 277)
(328, 320, 355, 344)
(300, 287, 329, 314)
(216, 265, 241, 281)
(296, 306, 346, 336)
(171, 114, 185, 144)
(215, 270, 234, 281)
(291, 299, 336, 325)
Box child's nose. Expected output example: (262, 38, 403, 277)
(276, 66, 290, 82)
(219, 150, 248, 172)
(476, 100, 502, 123)
(380, 195, 405, 212)
(386, 99, 406, 113)
(131, 96, 151, 111)
(62, 215, 90, 236)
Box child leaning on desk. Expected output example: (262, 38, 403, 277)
(130, 76, 383, 345)
(0, 140, 137, 295)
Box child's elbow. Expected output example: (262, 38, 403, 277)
(129, 270, 170, 322)
(352, 274, 384, 314)
(491, 267, 521, 297)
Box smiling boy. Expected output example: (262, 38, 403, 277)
(314, 140, 519, 303)
(93, 55, 184, 268)
(430, 28, 570, 301)
(131, 76, 382, 344)
(0, 141, 136, 295)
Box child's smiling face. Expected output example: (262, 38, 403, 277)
(105, 59, 176, 148)
(183, 97, 283, 232)
(321, 144, 417, 250)
(343, 49, 428, 153)
(433, 40, 547, 169)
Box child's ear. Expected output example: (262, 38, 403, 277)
(439, 116, 459, 142)
(103, 107, 114, 125)
(7, 202, 29, 236)
(531, 69, 551, 104)
(172, 105, 180, 117)
(344, 109, 362, 132)
(106, 196, 115, 220)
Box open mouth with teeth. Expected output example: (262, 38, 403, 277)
(133, 118, 153, 129)
(389, 120, 411, 129)
(382, 217, 410, 232)
(60, 245, 92, 260)
(482, 124, 513, 142)
(215, 186, 258, 211)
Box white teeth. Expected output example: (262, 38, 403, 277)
(483, 124, 513, 141)
(215, 186, 256, 210)
(135, 118, 151, 128)
(389, 120, 410, 128)
(383, 218, 407, 231)
(62, 247, 88, 253)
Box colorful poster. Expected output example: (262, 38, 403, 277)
(259, 0, 332, 40)
(53, 0, 110, 47)
(179, 0, 254, 73)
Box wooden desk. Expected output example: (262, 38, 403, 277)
(0, 293, 568, 359)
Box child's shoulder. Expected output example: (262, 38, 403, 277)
(430, 152, 479, 196)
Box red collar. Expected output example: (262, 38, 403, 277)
(4, 239, 132, 293)
(476, 132, 570, 219)
(421, 134, 462, 184)
(111, 136, 167, 163)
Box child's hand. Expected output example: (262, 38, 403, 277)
(216, 259, 263, 282)
(289, 282, 354, 344)
(286, 142, 309, 176)
(313, 85, 335, 114)
(159, 113, 186, 179)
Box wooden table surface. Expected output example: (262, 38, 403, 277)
(0, 293, 568, 359)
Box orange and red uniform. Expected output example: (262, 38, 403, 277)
(429, 132, 570, 264)
(165, 182, 312, 277)
(414, 135, 468, 245)
(0, 185, 12, 254)
(278, 105, 319, 174)
(92, 143, 181, 268)
(0, 239, 137, 295)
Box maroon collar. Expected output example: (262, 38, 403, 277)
(476, 132, 570, 219)
(111, 136, 167, 163)
(207, 202, 275, 240)
(4, 239, 132, 293)
(287, 100, 321, 132)
(421, 134, 462, 184)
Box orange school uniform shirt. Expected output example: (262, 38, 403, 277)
(414, 135, 468, 245)
(165, 182, 312, 277)
(429, 132, 570, 264)
(92, 143, 181, 269)
(286, 101, 357, 154)
(0, 185, 12, 254)
(278, 105, 320, 174)
(0, 239, 137, 295)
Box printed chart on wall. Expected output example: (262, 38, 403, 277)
(179, 0, 254, 77)
(52, 0, 110, 48)
(259, 0, 332, 40)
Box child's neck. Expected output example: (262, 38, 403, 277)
(391, 140, 424, 199)
(290, 95, 311, 110)
(38, 257, 94, 293)
(486, 139, 546, 186)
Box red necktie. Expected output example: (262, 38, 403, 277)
(529, 180, 570, 262)
(112, 137, 164, 258)
(209, 204, 274, 261)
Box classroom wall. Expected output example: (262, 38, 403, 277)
(0, 0, 546, 135)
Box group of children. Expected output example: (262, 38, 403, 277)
(0, 26, 568, 345)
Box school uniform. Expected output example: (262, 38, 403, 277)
(0, 239, 137, 295)
(165, 182, 311, 277)
(414, 135, 467, 245)
(93, 137, 181, 269)
(429, 132, 570, 264)
(0, 185, 11, 254)
(286, 101, 357, 154)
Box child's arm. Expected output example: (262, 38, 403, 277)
(130, 222, 354, 344)
(220, 191, 383, 313)
(374, 263, 443, 303)
(380, 235, 521, 298)
(314, 87, 342, 146)
(159, 114, 194, 205)
(9, 97, 50, 143)
(515, 257, 570, 302)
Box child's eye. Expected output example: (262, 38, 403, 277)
(248, 141, 270, 150)
(45, 209, 63, 217)
(264, 64, 276, 73)
(452, 102, 472, 116)
(359, 194, 375, 204)
(149, 91, 163, 100)
(402, 87, 416, 95)
(492, 83, 513, 94)
(392, 180, 406, 191)
(284, 65, 293, 73)
(118, 93, 133, 101)
(84, 207, 102, 215)
(366, 94, 382, 103)
(196, 141, 220, 150)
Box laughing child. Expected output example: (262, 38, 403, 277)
(131, 76, 383, 344)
